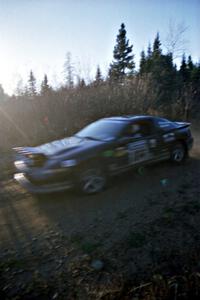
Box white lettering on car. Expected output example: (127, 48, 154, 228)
(128, 140, 149, 164)
(149, 139, 157, 148)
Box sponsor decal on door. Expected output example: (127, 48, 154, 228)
(128, 140, 149, 164)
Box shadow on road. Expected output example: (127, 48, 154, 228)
(0, 155, 200, 256)
(32, 157, 200, 237)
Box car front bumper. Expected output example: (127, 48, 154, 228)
(14, 173, 74, 194)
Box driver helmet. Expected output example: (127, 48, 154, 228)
(132, 124, 140, 134)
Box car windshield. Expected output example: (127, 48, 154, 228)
(76, 120, 126, 141)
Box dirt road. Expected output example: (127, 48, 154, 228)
(0, 128, 200, 299)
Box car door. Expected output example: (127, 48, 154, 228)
(126, 121, 156, 166)
(135, 119, 171, 163)
(152, 118, 178, 160)
(113, 121, 153, 170)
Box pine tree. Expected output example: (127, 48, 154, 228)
(15, 78, 25, 96)
(63, 52, 74, 88)
(144, 43, 153, 73)
(28, 70, 37, 97)
(109, 23, 135, 81)
(139, 34, 176, 111)
(147, 43, 152, 58)
(191, 62, 200, 116)
(144, 33, 163, 76)
(77, 77, 86, 88)
(139, 50, 146, 74)
(187, 55, 194, 72)
(94, 65, 103, 85)
(153, 33, 162, 56)
(180, 54, 189, 83)
(41, 74, 51, 95)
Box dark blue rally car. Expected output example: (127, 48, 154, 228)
(14, 115, 193, 194)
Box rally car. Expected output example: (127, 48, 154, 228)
(14, 115, 193, 194)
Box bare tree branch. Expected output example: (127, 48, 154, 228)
(164, 20, 189, 59)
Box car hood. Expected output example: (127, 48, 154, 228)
(15, 136, 109, 157)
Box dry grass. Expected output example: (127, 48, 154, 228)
(0, 78, 192, 152)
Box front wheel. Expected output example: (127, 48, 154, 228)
(171, 143, 186, 164)
(79, 166, 107, 194)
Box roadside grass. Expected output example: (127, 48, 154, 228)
(122, 271, 200, 300)
(69, 233, 102, 254)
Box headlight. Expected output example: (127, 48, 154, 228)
(61, 159, 77, 167)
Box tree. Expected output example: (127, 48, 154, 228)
(15, 78, 25, 96)
(178, 54, 192, 120)
(94, 65, 103, 85)
(139, 50, 146, 74)
(63, 52, 74, 88)
(165, 21, 188, 58)
(146, 33, 163, 77)
(28, 70, 37, 97)
(138, 34, 176, 112)
(179, 54, 189, 84)
(153, 32, 162, 57)
(191, 63, 200, 117)
(0, 84, 8, 101)
(79, 78, 86, 88)
(109, 23, 135, 81)
(41, 74, 51, 95)
(142, 43, 152, 73)
(147, 43, 152, 58)
(187, 55, 194, 72)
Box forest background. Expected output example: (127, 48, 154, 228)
(0, 23, 199, 151)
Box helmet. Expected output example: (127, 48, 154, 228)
(132, 124, 140, 133)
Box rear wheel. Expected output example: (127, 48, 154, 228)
(171, 143, 186, 164)
(79, 166, 107, 194)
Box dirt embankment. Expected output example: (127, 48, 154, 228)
(0, 127, 200, 299)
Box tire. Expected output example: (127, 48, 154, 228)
(171, 143, 186, 164)
(79, 165, 107, 195)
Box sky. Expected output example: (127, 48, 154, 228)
(0, 0, 199, 95)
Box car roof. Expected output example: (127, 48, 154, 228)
(102, 115, 156, 123)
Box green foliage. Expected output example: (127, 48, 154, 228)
(70, 233, 101, 254)
(28, 70, 37, 97)
(153, 32, 162, 56)
(40, 74, 52, 96)
(139, 50, 146, 75)
(63, 51, 74, 88)
(139, 34, 177, 113)
(109, 23, 135, 81)
(179, 54, 189, 83)
(94, 65, 103, 85)
(0, 22, 200, 151)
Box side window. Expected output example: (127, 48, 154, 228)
(122, 121, 153, 138)
(122, 125, 134, 137)
(122, 123, 142, 138)
(131, 123, 142, 137)
(132, 121, 153, 137)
